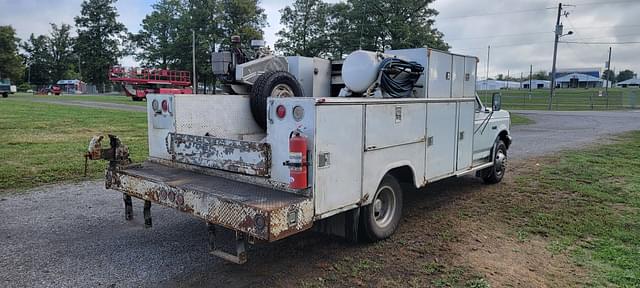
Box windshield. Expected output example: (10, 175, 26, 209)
(0, 79, 10, 85)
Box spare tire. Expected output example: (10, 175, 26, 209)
(250, 71, 304, 129)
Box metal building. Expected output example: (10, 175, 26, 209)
(555, 73, 604, 88)
(476, 79, 521, 90)
(521, 80, 550, 89)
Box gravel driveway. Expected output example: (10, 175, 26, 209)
(1, 110, 639, 287)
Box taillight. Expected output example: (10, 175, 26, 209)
(292, 106, 304, 121)
(161, 99, 169, 112)
(276, 105, 286, 118)
(151, 99, 160, 112)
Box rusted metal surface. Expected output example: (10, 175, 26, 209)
(107, 161, 313, 241)
(168, 133, 271, 177)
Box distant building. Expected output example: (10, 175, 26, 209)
(56, 79, 87, 94)
(554, 68, 600, 79)
(616, 78, 640, 88)
(476, 80, 521, 90)
(521, 80, 550, 89)
(555, 73, 604, 88)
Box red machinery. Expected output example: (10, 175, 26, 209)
(109, 67, 192, 101)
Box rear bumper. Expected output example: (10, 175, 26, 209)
(106, 161, 314, 241)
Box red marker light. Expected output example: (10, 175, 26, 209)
(276, 105, 286, 118)
(161, 100, 169, 112)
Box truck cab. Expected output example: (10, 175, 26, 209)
(0, 79, 10, 98)
(89, 47, 511, 263)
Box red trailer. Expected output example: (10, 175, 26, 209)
(109, 67, 192, 101)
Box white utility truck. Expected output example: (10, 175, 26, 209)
(87, 43, 511, 264)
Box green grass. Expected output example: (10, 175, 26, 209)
(479, 88, 640, 111)
(0, 98, 147, 191)
(510, 113, 533, 126)
(514, 132, 640, 286)
(10, 92, 146, 106)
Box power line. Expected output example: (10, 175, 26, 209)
(560, 40, 640, 44)
(447, 31, 552, 41)
(437, 7, 552, 20)
(570, 0, 640, 6)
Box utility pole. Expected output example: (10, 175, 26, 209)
(485, 45, 490, 92)
(606, 46, 612, 109)
(192, 30, 197, 94)
(529, 65, 533, 92)
(549, 2, 563, 110)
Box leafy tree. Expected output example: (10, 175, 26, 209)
(0, 26, 25, 82)
(275, 0, 332, 57)
(49, 23, 76, 81)
(276, 0, 448, 58)
(132, 0, 183, 67)
(133, 0, 266, 91)
(532, 70, 549, 80)
(602, 69, 615, 82)
(616, 69, 635, 83)
(75, 0, 127, 90)
(21, 34, 52, 85)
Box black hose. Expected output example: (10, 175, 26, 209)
(378, 58, 424, 98)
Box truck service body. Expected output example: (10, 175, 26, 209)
(91, 47, 511, 263)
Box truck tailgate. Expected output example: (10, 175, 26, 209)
(108, 161, 314, 241)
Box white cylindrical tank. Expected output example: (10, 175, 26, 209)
(342, 50, 382, 93)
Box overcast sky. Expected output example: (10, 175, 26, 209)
(1, 0, 639, 79)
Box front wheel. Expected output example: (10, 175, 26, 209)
(2, 93, 7, 98)
(482, 140, 507, 184)
(361, 174, 403, 241)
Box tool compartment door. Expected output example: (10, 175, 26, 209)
(314, 105, 364, 215)
(364, 104, 426, 149)
(463, 57, 477, 98)
(427, 50, 452, 98)
(456, 101, 474, 171)
(452, 55, 465, 98)
(426, 102, 457, 180)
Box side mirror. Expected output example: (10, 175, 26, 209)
(492, 92, 502, 111)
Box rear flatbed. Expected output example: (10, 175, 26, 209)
(108, 161, 314, 242)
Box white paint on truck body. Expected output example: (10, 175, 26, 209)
(139, 47, 510, 230)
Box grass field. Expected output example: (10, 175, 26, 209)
(479, 88, 640, 111)
(10, 92, 145, 106)
(510, 113, 533, 126)
(513, 132, 640, 286)
(0, 99, 147, 191)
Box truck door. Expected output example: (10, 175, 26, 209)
(473, 97, 494, 163)
(426, 102, 456, 180)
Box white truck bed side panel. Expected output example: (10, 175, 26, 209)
(464, 57, 477, 98)
(452, 55, 465, 97)
(267, 98, 317, 185)
(364, 103, 426, 149)
(427, 50, 452, 98)
(426, 102, 457, 180)
(174, 94, 263, 140)
(314, 105, 364, 215)
(456, 102, 474, 171)
(362, 143, 426, 205)
(147, 94, 175, 160)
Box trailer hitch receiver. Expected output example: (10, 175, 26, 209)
(84, 134, 131, 176)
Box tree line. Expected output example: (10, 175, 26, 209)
(1, 0, 449, 90)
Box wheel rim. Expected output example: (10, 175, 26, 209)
(373, 185, 396, 228)
(271, 84, 294, 97)
(495, 148, 507, 177)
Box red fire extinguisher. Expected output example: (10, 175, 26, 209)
(286, 131, 308, 189)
